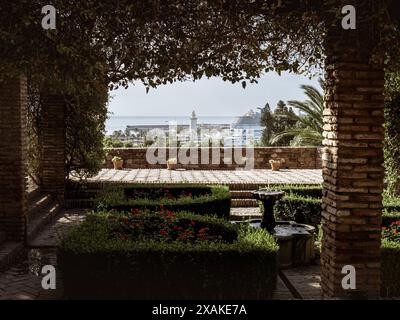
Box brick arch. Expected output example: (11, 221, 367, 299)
(0, 2, 385, 299)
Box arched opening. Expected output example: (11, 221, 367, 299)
(0, 1, 399, 299)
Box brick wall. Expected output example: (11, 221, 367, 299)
(41, 94, 66, 200)
(104, 147, 322, 170)
(0, 76, 28, 241)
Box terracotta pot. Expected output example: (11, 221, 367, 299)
(270, 162, 281, 171)
(167, 162, 177, 170)
(113, 159, 124, 170)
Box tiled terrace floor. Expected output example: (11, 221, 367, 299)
(85, 168, 323, 185)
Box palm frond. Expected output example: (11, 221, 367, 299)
(269, 79, 325, 146)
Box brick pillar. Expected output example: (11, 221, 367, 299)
(41, 94, 66, 200)
(0, 76, 28, 241)
(321, 3, 384, 298)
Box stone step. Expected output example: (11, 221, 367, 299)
(65, 199, 95, 209)
(27, 184, 42, 201)
(231, 198, 259, 207)
(230, 208, 262, 221)
(26, 202, 61, 243)
(0, 231, 6, 246)
(66, 189, 99, 200)
(27, 193, 53, 220)
(230, 190, 255, 199)
(0, 241, 24, 273)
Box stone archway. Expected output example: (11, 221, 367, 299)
(0, 1, 388, 299)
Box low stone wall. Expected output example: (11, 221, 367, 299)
(104, 147, 322, 170)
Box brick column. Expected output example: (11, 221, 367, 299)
(0, 76, 28, 241)
(321, 3, 384, 298)
(41, 94, 66, 200)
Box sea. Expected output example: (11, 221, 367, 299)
(105, 116, 237, 134)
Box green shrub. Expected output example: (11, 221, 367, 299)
(258, 185, 322, 227)
(383, 197, 400, 213)
(384, 71, 400, 197)
(96, 184, 231, 219)
(267, 184, 323, 198)
(381, 239, 400, 297)
(274, 194, 322, 227)
(262, 185, 400, 228)
(59, 211, 278, 299)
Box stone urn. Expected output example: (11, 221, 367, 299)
(269, 159, 283, 171)
(112, 156, 124, 170)
(167, 158, 178, 170)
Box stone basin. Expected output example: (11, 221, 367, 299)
(232, 219, 315, 269)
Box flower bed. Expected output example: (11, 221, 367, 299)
(58, 209, 278, 299)
(382, 211, 400, 227)
(381, 221, 400, 297)
(96, 184, 231, 219)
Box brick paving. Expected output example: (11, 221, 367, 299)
(281, 265, 322, 299)
(0, 209, 85, 300)
(84, 168, 323, 185)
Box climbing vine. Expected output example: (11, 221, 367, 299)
(1, 1, 398, 89)
(384, 71, 400, 196)
(27, 78, 109, 183)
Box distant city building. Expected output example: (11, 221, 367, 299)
(117, 109, 262, 147)
(229, 109, 263, 145)
(190, 110, 198, 133)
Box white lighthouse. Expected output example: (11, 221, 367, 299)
(190, 110, 198, 133)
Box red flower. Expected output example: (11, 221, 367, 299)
(159, 229, 168, 236)
(131, 208, 140, 215)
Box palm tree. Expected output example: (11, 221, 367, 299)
(270, 78, 324, 146)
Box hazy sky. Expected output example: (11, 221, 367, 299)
(108, 72, 321, 117)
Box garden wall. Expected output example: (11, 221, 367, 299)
(104, 147, 322, 170)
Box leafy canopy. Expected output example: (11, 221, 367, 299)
(2, 0, 399, 92)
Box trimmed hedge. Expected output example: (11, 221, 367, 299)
(381, 239, 400, 297)
(274, 194, 322, 227)
(258, 185, 323, 227)
(263, 186, 400, 297)
(383, 197, 400, 214)
(96, 184, 231, 219)
(267, 184, 323, 198)
(58, 211, 278, 299)
(262, 185, 400, 228)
